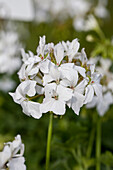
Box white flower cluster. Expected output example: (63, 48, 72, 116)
(34, 0, 109, 31)
(87, 58, 113, 116)
(0, 30, 22, 92)
(0, 135, 26, 170)
(9, 36, 102, 119)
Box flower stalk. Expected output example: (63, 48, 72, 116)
(46, 113, 53, 170)
(96, 116, 101, 170)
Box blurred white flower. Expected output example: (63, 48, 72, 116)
(0, 31, 21, 74)
(87, 91, 113, 116)
(84, 65, 102, 104)
(87, 57, 113, 116)
(84, 15, 99, 31)
(34, 0, 109, 31)
(0, 76, 15, 92)
(0, 135, 26, 170)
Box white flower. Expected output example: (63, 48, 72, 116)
(0, 76, 15, 92)
(9, 80, 42, 119)
(0, 135, 26, 170)
(62, 39, 80, 62)
(61, 75, 87, 115)
(0, 31, 21, 74)
(84, 65, 102, 104)
(43, 63, 62, 86)
(84, 15, 99, 31)
(37, 35, 46, 57)
(40, 83, 73, 115)
(87, 91, 113, 116)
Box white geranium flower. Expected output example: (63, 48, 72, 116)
(87, 91, 113, 116)
(0, 31, 21, 74)
(9, 80, 42, 119)
(0, 135, 26, 170)
(76, 48, 88, 66)
(84, 15, 99, 31)
(0, 76, 15, 92)
(43, 63, 61, 85)
(40, 83, 73, 115)
(84, 65, 102, 104)
(62, 39, 80, 62)
(18, 49, 50, 81)
(37, 35, 46, 57)
(61, 74, 87, 115)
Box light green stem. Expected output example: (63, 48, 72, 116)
(46, 113, 53, 170)
(96, 117, 101, 170)
(86, 126, 95, 158)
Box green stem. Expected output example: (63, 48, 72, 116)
(86, 126, 95, 158)
(96, 116, 101, 170)
(95, 27, 105, 40)
(46, 113, 53, 170)
(71, 149, 84, 170)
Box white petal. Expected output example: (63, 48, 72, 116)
(21, 101, 31, 117)
(74, 79, 87, 94)
(86, 96, 98, 108)
(43, 74, 54, 86)
(54, 43, 64, 64)
(8, 157, 26, 170)
(74, 65, 86, 77)
(93, 83, 102, 98)
(27, 101, 42, 119)
(71, 93, 85, 115)
(51, 100, 66, 115)
(0, 146, 11, 169)
(39, 59, 50, 73)
(25, 80, 36, 97)
(40, 98, 55, 113)
(21, 101, 42, 119)
(44, 83, 57, 98)
(84, 85, 94, 104)
(57, 85, 73, 101)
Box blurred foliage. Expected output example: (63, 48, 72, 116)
(0, 1, 113, 170)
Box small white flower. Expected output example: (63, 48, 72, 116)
(9, 80, 42, 119)
(87, 91, 113, 116)
(84, 65, 102, 104)
(37, 35, 46, 57)
(40, 83, 73, 115)
(62, 39, 80, 62)
(0, 135, 26, 170)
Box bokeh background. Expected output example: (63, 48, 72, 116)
(0, 0, 113, 169)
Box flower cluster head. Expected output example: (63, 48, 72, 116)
(0, 135, 26, 170)
(9, 36, 102, 119)
(87, 57, 113, 116)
